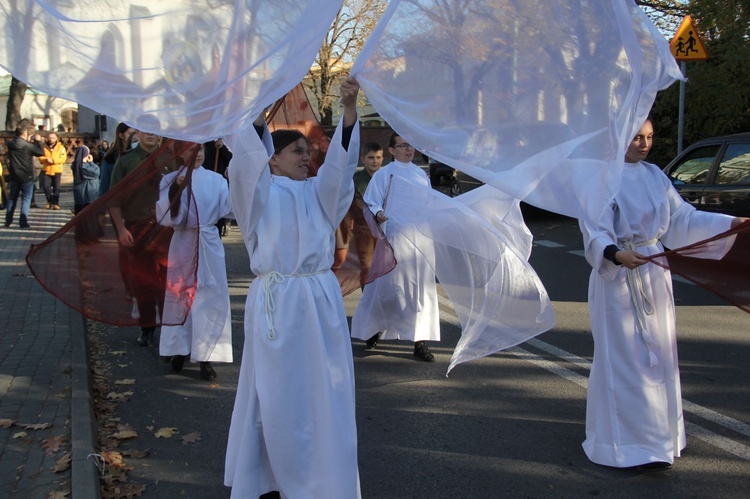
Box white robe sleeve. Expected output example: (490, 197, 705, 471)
(659, 177, 735, 258)
(363, 167, 388, 215)
(314, 119, 360, 226)
(227, 124, 274, 237)
(579, 201, 621, 281)
(156, 168, 190, 228)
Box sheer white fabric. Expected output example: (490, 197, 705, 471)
(0, 0, 343, 141)
(352, 0, 682, 221)
(386, 177, 554, 373)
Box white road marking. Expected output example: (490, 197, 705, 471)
(534, 240, 566, 248)
(437, 294, 750, 461)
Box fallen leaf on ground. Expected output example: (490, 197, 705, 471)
(109, 350, 127, 356)
(114, 379, 135, 385)
(13, 431, 27, 439)
(112, 430, 138, 440)
(180, 432, 202, 445)
(42, 435, 67, 453)
(122, 449, 149, 458)
(154, 427, 178, 438)
(48, 490, 70, 499)
(52, 452, 71, 473)
(106, 392, 134, 400)
(20, 422, 52, 430)
(102, 483, 146, 499)
(209, 383, 219, 389)
(0, 418, 16, 428)
(101, 450, 124, 467)
(145, 426, 154, 431)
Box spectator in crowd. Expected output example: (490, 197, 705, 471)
(41, 132, 67, 210)
(5, 127, 45, 228)
(100, 123, 136, 197)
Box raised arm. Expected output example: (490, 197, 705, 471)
(315, 77, 361, 225)
(226, 114, 274, 238)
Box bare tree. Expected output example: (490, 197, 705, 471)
(305, 0, 387, 126)
(5, 76, 28, 131)
(2, 0, 40, 130)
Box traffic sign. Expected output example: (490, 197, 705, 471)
(670, 16, 708, 61)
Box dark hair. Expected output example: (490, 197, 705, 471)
(271, 129, 307, 155)
(362, 142, 383, 155)
(104, 122, 135, 164)
(388, 131, 402, 149)
(14, 126, 28, 137)
(135, 113, 161, 133)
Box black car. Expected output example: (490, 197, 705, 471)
(664, 132, 750, 217)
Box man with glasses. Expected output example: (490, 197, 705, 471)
(351, 132, 440, 362)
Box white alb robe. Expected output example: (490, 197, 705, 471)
(224, 121, 361, 498)
(580, 161, 734, 468)
(157, 166, 233, 363)
(351, 161, 440, 343)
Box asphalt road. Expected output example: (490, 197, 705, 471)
(93, 209, 750, 498)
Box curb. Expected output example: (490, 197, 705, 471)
(70, 315, 101, 499)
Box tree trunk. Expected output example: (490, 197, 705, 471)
(6, 76, 28, 131)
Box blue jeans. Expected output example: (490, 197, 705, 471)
(5, 180, 34, 227)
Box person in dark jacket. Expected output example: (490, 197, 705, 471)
(202, 138, 233, 236)
(5, 126, 45, 228)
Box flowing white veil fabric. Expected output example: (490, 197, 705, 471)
(0, 0, 343, 140)
(352, 0, 683, 222)
(386, 178, 554, 373)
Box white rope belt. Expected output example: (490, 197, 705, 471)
(261, 269, 328, 340)
(621, 238, 659, 367)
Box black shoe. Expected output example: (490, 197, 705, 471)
(171, 355, 187, 374)
(200, 362, 217, 381)
(634, 461, 672, 472)
(19, 223, 30, 229)
(137, 327, 155, 347)
(413, 341, 434, 362)
(365, 332, 382, 350)
(259, 492, 281, 499)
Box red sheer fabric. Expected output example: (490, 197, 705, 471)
(266, 84, 395, 296)
(646, 220, 750, 314)
(26, 141, 201, 326)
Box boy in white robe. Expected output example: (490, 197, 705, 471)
(351, 132, 440, 362)
(579, 119, 746, 471)
(156, 144, 233, 381)
(224, 78, 362, 498)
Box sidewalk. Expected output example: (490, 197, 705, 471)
(0, 173, 100, 499)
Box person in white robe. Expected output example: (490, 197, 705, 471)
(224, 78, 362, 499)
(579, 119, 746, 471)
(351, 132, 440, 362)
(156, 144, 233, 381)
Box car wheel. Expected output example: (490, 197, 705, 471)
(449, 180, 461, 197)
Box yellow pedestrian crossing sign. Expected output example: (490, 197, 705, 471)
(670, 16, 708, 61)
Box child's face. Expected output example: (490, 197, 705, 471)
(362, 150, 383, 175)
(270, 138, 310, 180)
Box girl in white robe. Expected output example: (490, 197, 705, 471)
(224, 78, 361, 499)
(579, 120, 744, 470)
(156, 144, 233, 380)
(351, 133, 440, 361)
